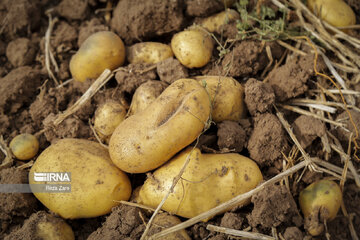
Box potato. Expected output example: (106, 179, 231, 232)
(70, 31, 125, 82)
(29, 138, 132, 219)
(171, 28, 214, 68)
(109, 78, 211, 173)
(94, 100, 127, 143)
(299, 180, 342, 236)
(128, 80, 168, 116)
(127, 42, 173, 64)
(198, 9, 240, 33)
(137, 147, 263, 219)
(195, 76, 245, 122)
(307, 0, 356, 28)
(36, 213, 75, 240)
(150, 213, 191, 240)
(10, 133, 39, 160)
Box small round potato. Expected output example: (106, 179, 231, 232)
(307, 0, 356, 29)
(171, 29, 214, 68)
(195, 76, 245, 122)
(150, 213, 191, 240)
(94, 100, 127, 143)
(127, 42, 173, 64)
(36, 213, 75, 240)
(198, 9, 240, 33)
(109, 79, 211, 173)
(29, 138, 132, 219)
(299, 180, 342, 236)
(128, 80, 168, 116)
(10, 133, 39, 160)
(70, 31, 125, 82)
(137, 147, 263, 219)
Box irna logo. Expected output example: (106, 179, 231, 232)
(33, 172, 71, 182)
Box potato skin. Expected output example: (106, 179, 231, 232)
(299, 180, 342, 236)
(109, 79, 211, 173)
(127, 42, 173, 64)
(195, 76, 245, 122)
(137, 148, 263, 219)
(151, 213, 191, 240)
(36, 213, 75, 240)
(10, 133, 39, 160)
(29, 138, 132, 219)
(307, 0, 356, 28)
(171, 29, 214, 68)
(128, 80, 168, 116)
(70, 31, 125, 82)
(198, 9, 240, 33)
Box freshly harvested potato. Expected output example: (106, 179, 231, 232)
(150, 213, 191, 240)
(137, 147, 263, 219)
(94, 100, 127, 143)
(171, 28, 214, 68)
(299, 180, 342, 236)
(109, 78, 211, 173)
(195, 76, 245, 122)
(36, 213, 75, 240)
(70, 31, 125, 82)
(29, 138, 132, 219)
(10, 133, 39, 160)
(128, 80, 168, 116)
(198, 9, 240, 33)
(307, 0, 356, 28)
(127, 42, 173, 64)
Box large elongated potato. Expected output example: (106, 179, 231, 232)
(195, 76, 245, 122)
(29, 139, 132, 219)
(198, 9, 240, 33)
(127, 42, 173, 64)
(109, 79, 211, 173)
(137, 147, 263, 219)
(70, 31, 125, 82)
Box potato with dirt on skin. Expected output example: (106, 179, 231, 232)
(70, 31, 125, 82)
(137, 147, 263, 219)
(128, 80, 168, 116)
(299, 179, 342, 236)
(29, 138, 132, 219)
(10, 133, 39, 160)
(171, 28, 214, 68)
(35, 212, 75, 240)
(198, 9, 240, 33)
(109, 78, 211, 173)
(307, 0, 356, 29)
(126, 42, 174, 64)
(195, 75, 245, 122)
(94, 100, 127, 143)
(150, 213, 191, 240)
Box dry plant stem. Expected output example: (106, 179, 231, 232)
(56, 78, 74, 89)
(117, 200, 156, 212)
(340, 133, 353, 190)
(17, 160, 34, 169)
(289, 99, 360, 113)
(276, 40, 307, 56)
(0, 135, 13, 170)
(207, 224, 275, 240)
(88, 119, 109, 149)
(149, 161, 307, 240)
(45, 14, 59, 86)
(311, 158, 358, 181)
(53, 69, 113, 126)
(310, 89, 360, 95)
(340, 201, 359, 240)
(289, 102, 336, 113)
(330, 61, 359, 73)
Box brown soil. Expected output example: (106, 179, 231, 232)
(217, 120, 246, 152)
(244, 78, 275, 116)
(157, 58, 189, 84)
(292, 115, 326, 149)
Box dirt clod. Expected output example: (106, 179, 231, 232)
(220, 212, 243, 230)
(283, 227, 303, 240)
(157, 58, 189, 84)
(292, 115, 326, 149)
(244, 78, 275, 116)
(185, 0, 224, 17)
(56, 0, 89, 20)
(77, 18, 108, 47)
(6, 38, 37, 67)
(52, 21, 77, 47)
(217, 121, 246, 152)
(334, 110, 360, 144)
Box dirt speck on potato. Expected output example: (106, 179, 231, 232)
(217, 121, 246, 152)
(78, 18, 108, 47)
(6, 38, 37, 67)
(157, 58, 189, 84)
(244, 78, 275, 116)
(292, 115, 326, 149)
(248, 184, 302, 228)
(56, 0, 89, 20)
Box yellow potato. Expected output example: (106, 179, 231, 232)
(36, 213, 75, 240)
(10, 133, 39, 160)
(109, 78, 211, 173)
(198, 9, 240, 33)
(70, 31, 125, 82)
(195, 76, 245, 122)
(299, 180, 342, 236)
(171, 29, 214, 68)
(137, 147, 263, 219)
(29, 138, 132, 219)
(94, 100, 127, 143)
(150, 213, 191, 240)
(307, 0, 356, 28)
(127, 42, 173, 64)
(128, 80, 168, 116)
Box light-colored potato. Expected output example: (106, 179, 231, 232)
(36, 213, 75, 240)
(198, 9, 240, 33)
(127, 42, 173, 64)
(109, 78, 211, 173)
(128, 80, 168, 116)
(137, 147, 263, 219)
(94, 100, 127, 143)
(299, 180, 342, 236)
(307, 0, 356, 28)
(70, 31, 125, 82)
(150, 213, 191, 240)
(29, 138, 132, 219)
(171, 29, 214, 68)
(10, 133, 39, 160)
(195, 75, 245, 122)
